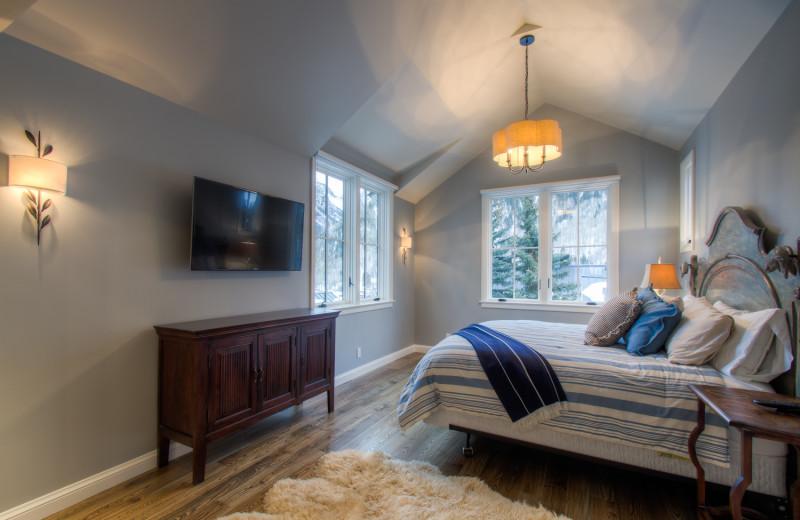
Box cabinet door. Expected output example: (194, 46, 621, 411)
(298, 320, 331, 397)
(257, 327, 297, 412)
(207, 335, 258, 432)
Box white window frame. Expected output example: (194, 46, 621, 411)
(679, 149, 695, 253)
(311, 152, 396, 314)
(479, 175, 620, 313)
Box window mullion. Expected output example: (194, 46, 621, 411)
(575, 193, 581, 299)
(540, 190, 552, 304)
(375, 191, 381, 300)
(323, 175, 329, 299)
(512, 198, 517, 300)
(350, 178, 361, 305)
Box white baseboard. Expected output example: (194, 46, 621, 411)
(0, 346, 428, 520)
(334, 344, 431, 386)
(0, 442, 191, 520)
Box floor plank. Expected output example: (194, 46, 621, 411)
(44, 353, 778, 520)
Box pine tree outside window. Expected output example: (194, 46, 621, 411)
(491, 195, 540, 300)
(481, 176, 619, 311)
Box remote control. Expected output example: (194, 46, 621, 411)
(753, 399, 800, 414)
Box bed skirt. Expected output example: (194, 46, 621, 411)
(424, 408, 787, 498)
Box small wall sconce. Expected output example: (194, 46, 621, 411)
(8, 130, 67, 245)
(641, 257, 682, 296)
(680, 255, 699, 296)
(401, 228, 412, 265)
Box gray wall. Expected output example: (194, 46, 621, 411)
(680, 0, 800, 257)
(414, 104, 679, 345)
(0, 35, 412, 511)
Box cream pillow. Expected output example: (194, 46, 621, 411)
(711, 301, 793, 382)
(666, 296, 734, 365)
(661, 295, 684, 312)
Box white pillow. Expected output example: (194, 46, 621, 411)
(662, 295, 684, 312)
(666, 296, 734, 365)
(711, 300, 793, 383)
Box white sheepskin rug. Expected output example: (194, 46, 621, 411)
(219, 450, 570, 520)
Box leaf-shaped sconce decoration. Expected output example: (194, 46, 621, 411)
(42, 199, 52, 211)
(25, 130, 37, 147)
(42, 145, 53, 157)
(26, 190, 36, 203)
(27, 204, 38, 219)
(41, 215, 51, 229)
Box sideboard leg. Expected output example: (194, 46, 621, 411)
(157, 434, 170, 468)
(327, 387, 335, 413)
(192, 440, 207, 484)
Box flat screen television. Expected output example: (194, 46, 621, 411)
(190, 177, 304, 271)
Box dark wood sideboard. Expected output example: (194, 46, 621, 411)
(154, 308, 339, 484)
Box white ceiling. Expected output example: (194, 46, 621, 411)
(3, 0, 790, 202)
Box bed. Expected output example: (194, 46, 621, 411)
(398, 207, 799, 498)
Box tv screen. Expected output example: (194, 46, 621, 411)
(190, 177, 304, 271)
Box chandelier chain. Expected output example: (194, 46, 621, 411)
(524, 43, 529, 120)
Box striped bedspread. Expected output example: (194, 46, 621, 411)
(397, 319, 731, 466)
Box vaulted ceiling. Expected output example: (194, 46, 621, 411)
(2, 0, 790, 202)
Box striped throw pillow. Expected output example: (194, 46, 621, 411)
(584, 287, 642, 346)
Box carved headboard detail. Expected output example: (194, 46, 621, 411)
(680, 206, 799, 395)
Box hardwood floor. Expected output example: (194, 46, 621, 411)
(44, 354, 779, 520)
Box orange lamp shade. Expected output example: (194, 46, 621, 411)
(492, 129, 508, 165)
(492, 120, 562, 167)
(641, 263, 682, 290)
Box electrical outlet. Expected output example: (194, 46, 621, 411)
(356, 347, 362, 358)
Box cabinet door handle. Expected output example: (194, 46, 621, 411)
(257, 367, 263, 380)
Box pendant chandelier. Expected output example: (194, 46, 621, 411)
(492, 34, 562, 174)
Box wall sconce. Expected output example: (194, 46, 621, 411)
(641, 258, 682, 296)
(401, 228, 412, 265)
(8, 130, 67, 245)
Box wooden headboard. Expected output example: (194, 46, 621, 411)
(681, 207, 799, 396)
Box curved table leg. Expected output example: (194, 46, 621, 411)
(688, 399, 706, 519)
(792, 451, 800, 520)
(730, 430, 752, 520)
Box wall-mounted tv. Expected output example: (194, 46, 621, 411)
(190, 177, 304, 271)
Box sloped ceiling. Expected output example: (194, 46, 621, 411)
(3, 0, 790, 202)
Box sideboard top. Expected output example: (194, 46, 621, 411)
(154, 308, 340, 338)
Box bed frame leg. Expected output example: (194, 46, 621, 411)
(462, 433, 475, 456)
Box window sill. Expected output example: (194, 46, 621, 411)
(313, 300, 395, 316)
(479, 300, 600, 314)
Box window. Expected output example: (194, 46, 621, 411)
(313, 153, 396, 311)
(480, 176, 619, 311)
(679, 149, 695, 252)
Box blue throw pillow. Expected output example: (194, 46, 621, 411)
(637, 284, 667, 315)
(621, 303, 682, 356)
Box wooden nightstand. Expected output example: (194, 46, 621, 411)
(688, 383, 800, 520)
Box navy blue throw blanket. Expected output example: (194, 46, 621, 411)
(455, 324, 567, 422)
